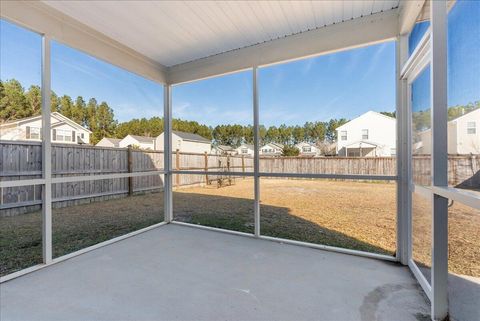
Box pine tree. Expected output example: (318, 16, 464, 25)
(0, 79, 29, 122)
(25, 85, 41, 116)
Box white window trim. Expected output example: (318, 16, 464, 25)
(362, 129, 369, 140)
(29, 127, 41, 140)
(467, 121, 476, 134)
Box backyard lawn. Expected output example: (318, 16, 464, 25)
(1, 179, 478, 278)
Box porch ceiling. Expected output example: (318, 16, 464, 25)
(42, 0, 400, 68)
(1, 1, 416, 84)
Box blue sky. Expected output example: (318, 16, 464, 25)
(1, 0, 478, 127)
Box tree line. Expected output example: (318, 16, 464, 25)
(13, 78, 479, 149)
(0, 79, 352, 146)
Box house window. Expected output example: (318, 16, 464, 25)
(390, 148, 397, 156)
(362, 129, 369, 140)
(467, 122, 476, 134)
(81, 133, 85, 139)
(340, 131, 347, 141)
(242, 148, 248, 154)
(302, 146, 312, 153)
(55, 129, 72, 142)
(29, 127, 41, 140)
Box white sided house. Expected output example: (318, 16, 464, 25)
(416, 108, 480, 155)
(295, 142, 320, 156)
(260, 142, 283, 156)
(156, 130, 211, 154)
(235, 144, 255, 157)
(336, 111, 396, 157)
(0, 112, 91, 144)
(96, 137, 122, 148)
(119, 135, 156, 150)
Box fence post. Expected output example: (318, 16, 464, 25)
(227, 155, 232, 185)
(242, 155, 245, 179)
(128, 146, 133, 195)
(204, 152, 209, 185)
(176, 149, 180, 186)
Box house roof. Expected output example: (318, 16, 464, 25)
(128, 135, 155, 143)
(237, 144, 254, 150)
(295, 141, 316, 148)
(416, 107, 480, 135)
(263, 142, 283, 149)
(0, 112, 92, 133)
(172, 130, 210, 143)
(216, 145, 234, 151)
(99, 137, 122, 146)
(449, 107, 480, 123)
(336, 111, 395, 131)
(345, 140, 382, 148)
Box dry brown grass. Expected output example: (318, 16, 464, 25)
(174, 178, 479, 277)
(1, 179, 478, 278)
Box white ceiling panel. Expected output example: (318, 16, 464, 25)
(42, 0, 399, 67)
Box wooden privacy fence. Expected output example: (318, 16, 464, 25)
(0, 142, 252, 215)
(1, 141, 479, 216)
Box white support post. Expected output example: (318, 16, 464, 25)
(164, 85, 173, 223)
(396, 35, 410, 265)
(41, 35, 52, 264)
(253, 67, 260, 237)
(430, 0, 449, 319)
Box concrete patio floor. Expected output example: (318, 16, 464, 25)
(0, 224, 430, 321)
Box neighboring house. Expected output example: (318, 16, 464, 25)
(0, 112, 91, 144)
(235, 144, 255, 157)
(415, 108, 480, 155)
(119, 134, 156, 150)
(260, 142, 283, 156)
(336, 111, 396, 157)
(295, 142, 320, 156)
(212, 145, 236, 155)
(156, 130, 211, 153)
(96, 137, 122, 148)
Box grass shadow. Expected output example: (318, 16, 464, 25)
(173, 191, 393, 255)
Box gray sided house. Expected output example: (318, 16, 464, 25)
(156, 130, 211, 153)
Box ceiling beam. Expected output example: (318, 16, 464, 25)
(167, 9, 399, 85)
(0, 1, 167, 84)
(398, 0, 426, 35)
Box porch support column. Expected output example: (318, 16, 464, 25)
(41, 35, 52, 263)
(164, 85, 173, 223)
(253, 66, 260, 237)
(430, 0, 449, 319)
(396, 35, 410, 265)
